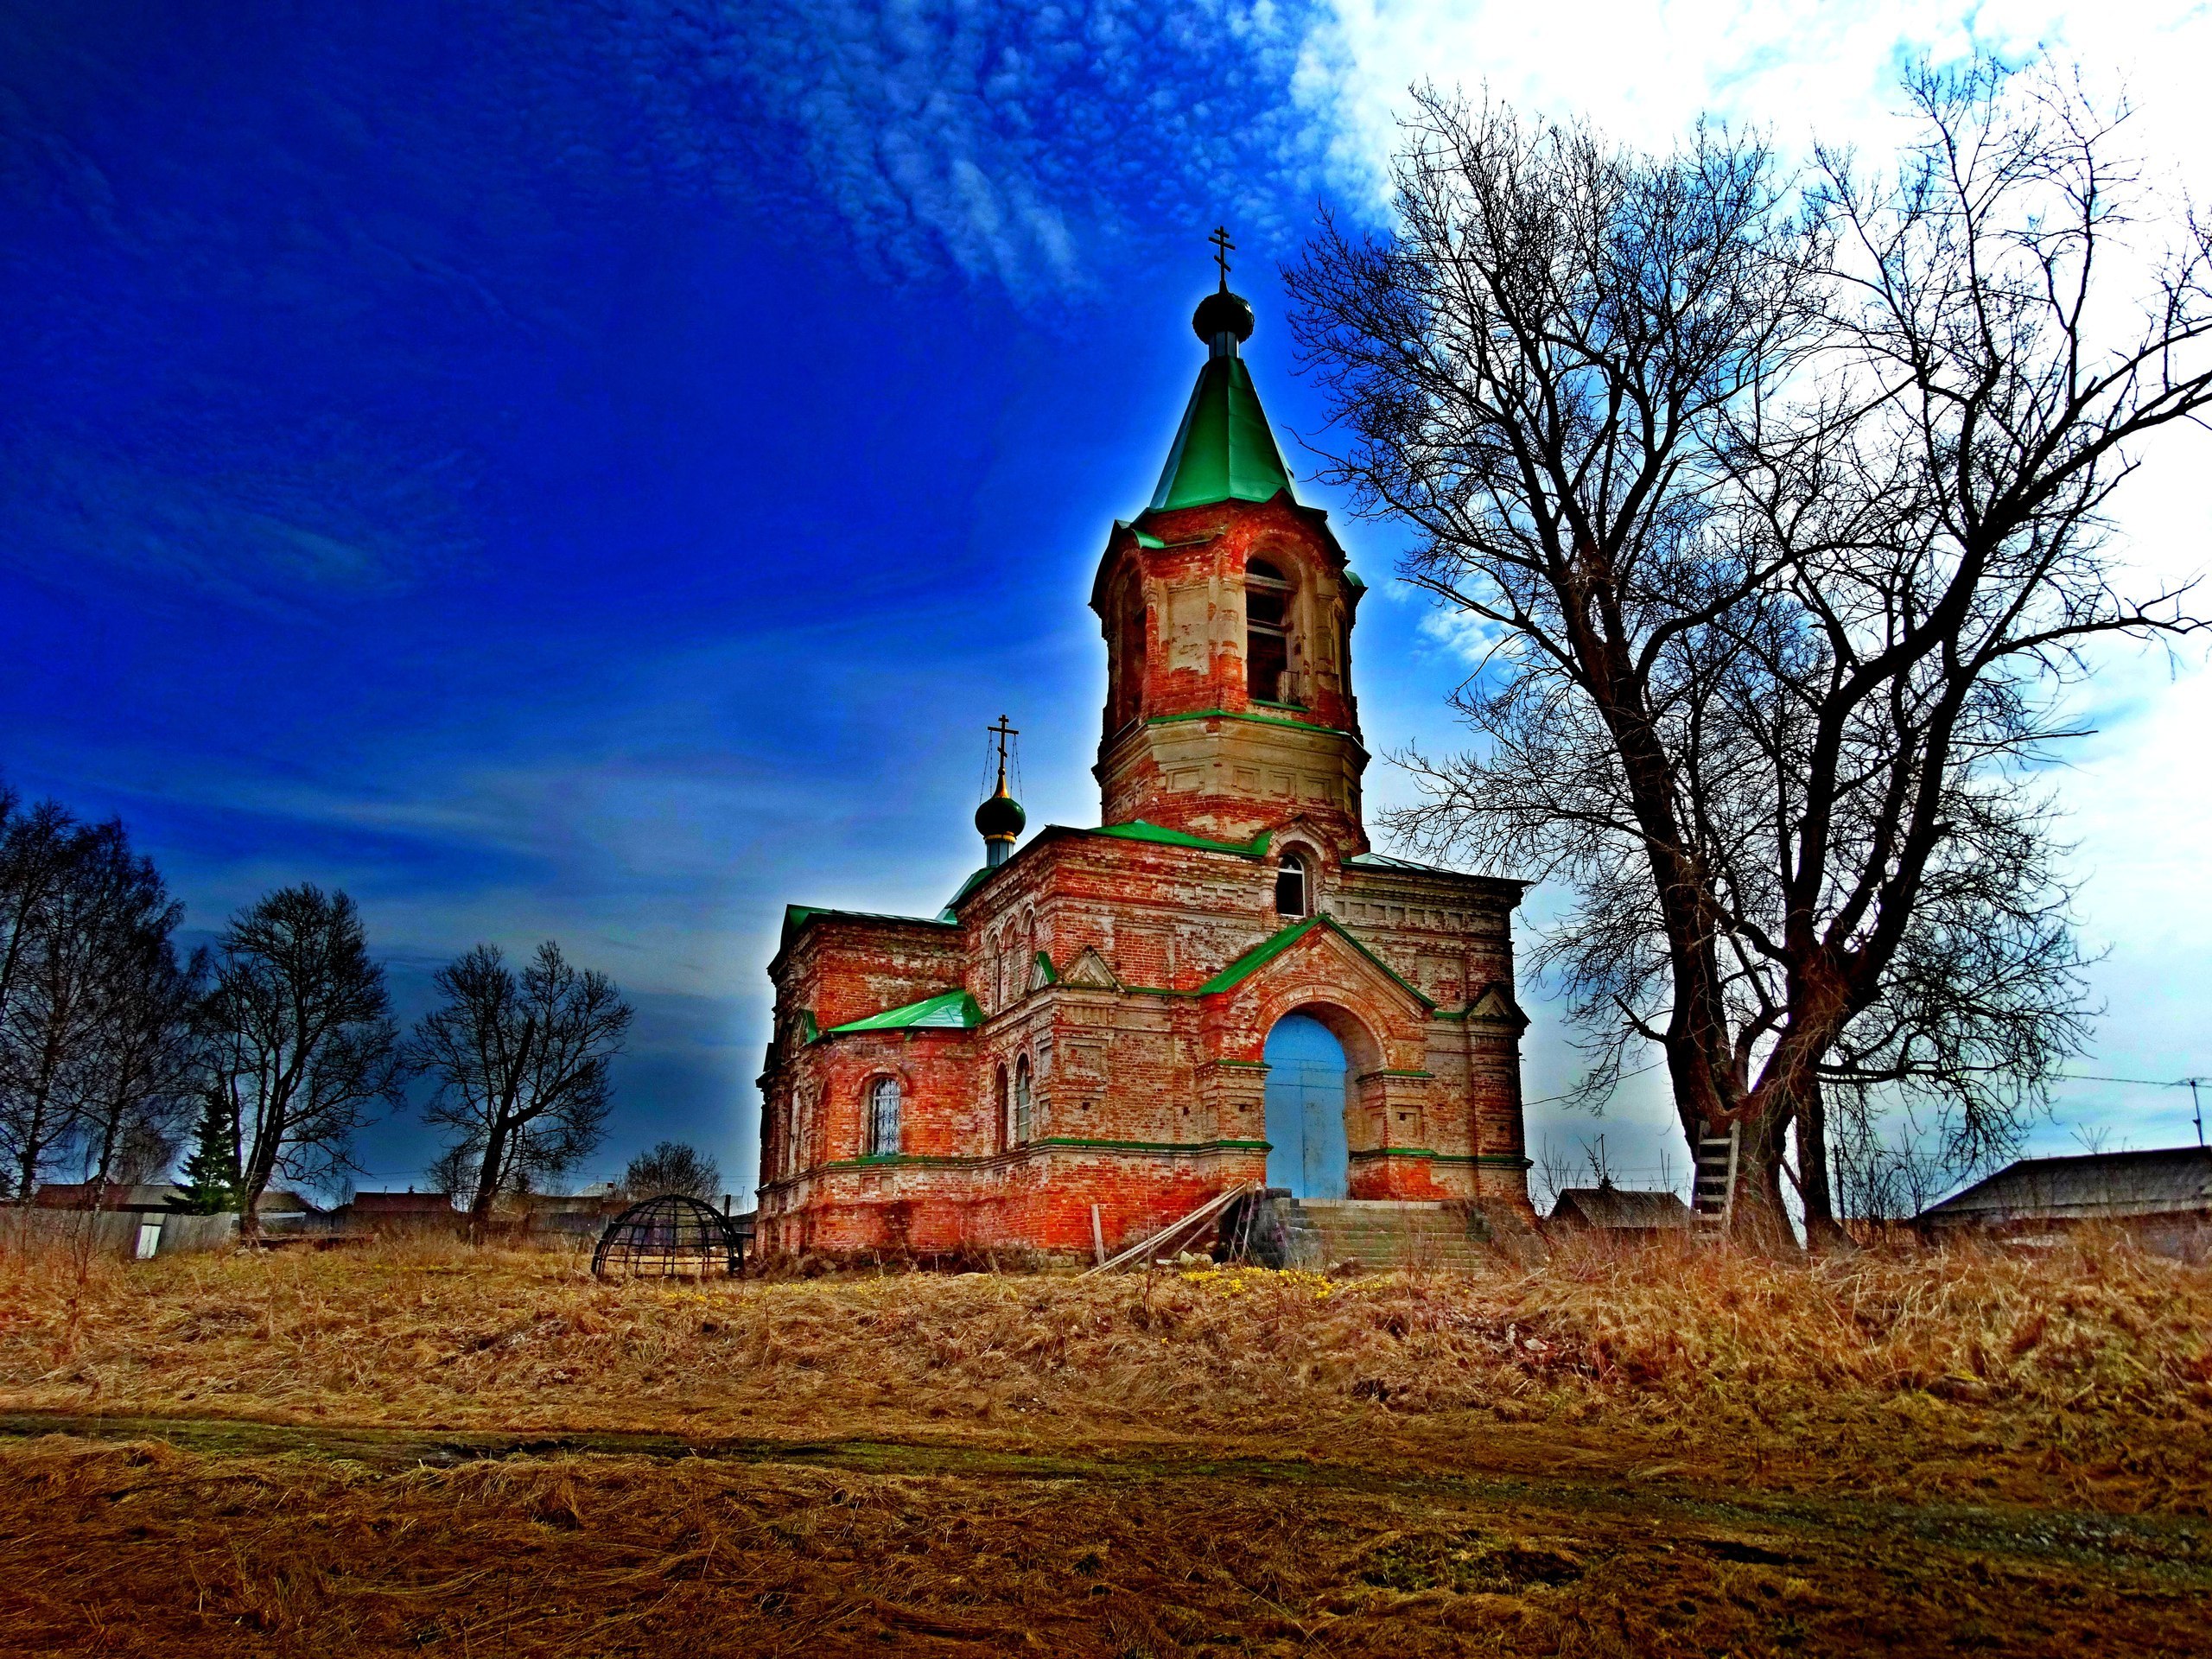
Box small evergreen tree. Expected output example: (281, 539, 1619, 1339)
(178, 1091, 239, 1213)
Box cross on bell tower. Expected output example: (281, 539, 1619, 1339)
(1208, 225, 1235, 289)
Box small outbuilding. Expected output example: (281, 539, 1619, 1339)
(1917, 1147, 2212, 1258)
(1547, 1184, 1694, 1242)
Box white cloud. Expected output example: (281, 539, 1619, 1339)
(1296, 0, 2212, 191)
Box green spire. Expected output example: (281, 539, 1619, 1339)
(1147, 269, 1295, 514)
(1148, 354, 1296, 513)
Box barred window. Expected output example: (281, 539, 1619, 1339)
(866, 1075, 901, 1156)
(1013, 1055, 1033, 1143)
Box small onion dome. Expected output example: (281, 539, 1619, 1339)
(1193, 288, 1255, 346)
(975, 787, 1027, 841)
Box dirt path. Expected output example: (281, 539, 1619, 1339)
(3, 1407, 2206, 1656)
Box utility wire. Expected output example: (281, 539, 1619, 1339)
(1524, 1058, 1666, 1108)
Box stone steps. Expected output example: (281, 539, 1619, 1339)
(1230, 1195, 1499, 1271)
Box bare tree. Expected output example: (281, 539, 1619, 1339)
(410, 942, 632, 1234)
(197, 885, 408, 1240)
(1287, 65, 2209, 1246)
(624, 1139, 721, 1202)
(0, 804, 189, 1202)
(68, 857, 200, 1204)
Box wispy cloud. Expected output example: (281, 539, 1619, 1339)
(578, 0, 1356, 293)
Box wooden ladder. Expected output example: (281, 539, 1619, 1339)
(1694, 1122, 1740, 1236)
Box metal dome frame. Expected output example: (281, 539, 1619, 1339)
(590, 1192, 743, 1280)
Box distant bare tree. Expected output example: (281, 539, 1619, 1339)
(624, 1140, 721, 1202)
(197, 885, 409, 1240)
(68, 862, 200, 1204)
(0, 798, 194, 1203)
(1287, 63, 2210, 1246)
(410, 942, 632, 1234)
(0, 794, 95, 1198)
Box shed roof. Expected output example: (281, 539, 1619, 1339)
(1920, 1147, 2212, 1224)
(818, 988, 985, 1039)
(1549, 1186, 1694, 1230)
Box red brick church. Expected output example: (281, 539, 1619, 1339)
(754, 272, 1532, 1260)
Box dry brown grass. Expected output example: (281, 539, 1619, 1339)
(3, 1230, 2209, 1513)
(5, 1236, 2210, 1654)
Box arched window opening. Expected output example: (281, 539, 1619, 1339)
(866, 1075, 901, 1156)
(1114, 582, 1148, 730)
(1013, 1055, 1033, 1144)
(1246, 557, 1294, 703)
(995, 1065, 1011, 1153)
(1276, 850, 1309, 917)
(1023, 911, 1039, 994)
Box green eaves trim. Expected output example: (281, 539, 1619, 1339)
(1145, 708, 1350, 739)
(785, 903, 957, 941)
(1197, 914, 1436, 1009)
(1088, 820, 1269, 856)
(1033, 950, 1058, 986)
(1034, 1136, 1272, 1154)
(817, 988, 983, 1038)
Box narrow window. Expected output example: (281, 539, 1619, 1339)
(995, 1065, 1011, 1153)
(1114, 584, 1147, 730)
(1276, 850, 1308, 917)
(1246, 558, 1294, 703)
(867, 1075, 901, 1156)
(1013, 1055, 1033, 1144)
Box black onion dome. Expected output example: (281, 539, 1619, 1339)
(1192, 288, 1255, 344)
(975, 789, 1027, 839)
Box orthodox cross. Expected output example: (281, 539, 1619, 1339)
(1209, 225, 1235, 288)
(988, 715, 1019, 791)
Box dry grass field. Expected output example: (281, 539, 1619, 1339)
(2, 1233, 2208, 1656)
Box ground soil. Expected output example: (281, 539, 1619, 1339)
(2, 1237, 2207, 1655)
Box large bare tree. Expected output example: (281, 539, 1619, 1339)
(197, 884, 409, 1240)
(410, 941, 632, 1234)
(0, 798, 194, 1202)
(1286, 66, 2210, 1243)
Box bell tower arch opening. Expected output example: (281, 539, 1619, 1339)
(1245, 556, 1294, 705)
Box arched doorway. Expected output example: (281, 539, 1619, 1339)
(1263, 1013, 1350, 1198)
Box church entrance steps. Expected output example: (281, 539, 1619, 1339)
(1230, 1193, 1499, 1272)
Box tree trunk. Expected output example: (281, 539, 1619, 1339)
(1726, 1103, 1800, 1253)
(238, 1133, 282, 1246)
(1794, 1077, 1849, 1250)
(468, 1119, 512, 1244)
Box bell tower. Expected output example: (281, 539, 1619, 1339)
(1090, 248, 1370, 852)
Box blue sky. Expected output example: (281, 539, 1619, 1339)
(6, 0, 2209, 1201)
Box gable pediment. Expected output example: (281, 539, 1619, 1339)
(1061, 945, 1122, 990)
(1198, 914, 1432, 1014)
(1462, 981, 1530, 1032)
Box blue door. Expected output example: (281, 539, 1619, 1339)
(1263, 1014, 1350, 1198)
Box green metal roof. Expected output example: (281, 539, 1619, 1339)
(819, 988, 983, 1038)
(1088, 820, 1270, 857)
(1197, 914, 1435, 1007)
(1149, 355, 1296, 513)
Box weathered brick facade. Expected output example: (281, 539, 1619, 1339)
(755, 291, 1531, 1261)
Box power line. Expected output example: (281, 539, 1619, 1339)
(1524, 1058, 1666, 1108)
(2058, 1071, 2202, 1089)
